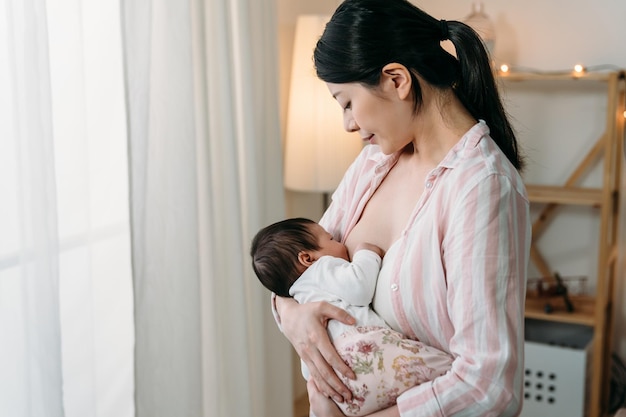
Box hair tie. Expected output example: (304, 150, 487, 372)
(439, 19, 449, 41)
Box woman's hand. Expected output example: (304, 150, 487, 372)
(308, 379, 345, 417)
(275, 296, 356, 402)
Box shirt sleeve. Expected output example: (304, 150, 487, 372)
(396, 173, 531, 416)
(314, 250, 382, 306)
(319, 144, 382, 241)
(343, 250, 383, 305)
(269, 293, 283, 332)
(319, 158, 357, 241)
(289, 251, 381, 304)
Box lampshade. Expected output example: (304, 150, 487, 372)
(283, 15, 363, 193)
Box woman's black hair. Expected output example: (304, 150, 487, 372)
(250, 218, 320, 297)
(314, 0, 523, 170)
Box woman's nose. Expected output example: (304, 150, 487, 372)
(344, 116, 359, 132)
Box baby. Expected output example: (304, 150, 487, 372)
(250, 218, 453, 416)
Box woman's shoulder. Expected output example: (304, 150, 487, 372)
(443, 121, 527, 198)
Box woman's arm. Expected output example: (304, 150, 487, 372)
(365, 406, 400, 417)
(275, 296, 356, 402)
(308, 379, 400, 417)
(395, 174, 531, 416)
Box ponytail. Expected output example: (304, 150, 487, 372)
(315, 0, 524, 170)
(447, 20, 524, 170)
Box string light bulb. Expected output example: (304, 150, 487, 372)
(573, 64, 585, 76)
(499, 64, 510, 74)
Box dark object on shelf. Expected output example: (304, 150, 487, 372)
(528, 272, 575, 314)
(610, 353, 626, 413)
(544, 272, 574, 314)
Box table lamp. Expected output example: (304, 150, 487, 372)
(283, 14, 363, 207)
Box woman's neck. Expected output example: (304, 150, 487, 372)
(408, 87, 476, 164)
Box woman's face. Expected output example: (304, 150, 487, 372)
(327, 81, 414, 154)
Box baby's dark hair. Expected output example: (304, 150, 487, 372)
(250, 218, 320, 297)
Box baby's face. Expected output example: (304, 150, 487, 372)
(309, 223, 349, 261)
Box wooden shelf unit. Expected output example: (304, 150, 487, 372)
(526, 185, 604, 206)
(525, 295, 597, 326)
(500, 70, 625, 417)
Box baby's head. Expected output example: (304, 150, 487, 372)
(250, 217, 348, 296)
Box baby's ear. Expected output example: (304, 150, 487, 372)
(297, 251, 315, 267)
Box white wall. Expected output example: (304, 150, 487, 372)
(276, 0, 626, 403)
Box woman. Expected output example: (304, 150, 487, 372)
(274, 0, 531, 415)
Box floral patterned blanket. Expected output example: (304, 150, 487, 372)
(334, 326, 453, 416)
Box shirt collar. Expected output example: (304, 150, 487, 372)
(439, 120, 489, 169)
(362, 120, 489, 171)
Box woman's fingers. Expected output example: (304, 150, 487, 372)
(317, 303, 356, 382)
(280, 300, 356, 401)
(302, 336, 351, 402)
(307, 379, 345, 417)
(319, 301, 356, 327)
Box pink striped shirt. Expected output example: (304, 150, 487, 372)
(319, 121, 531, 416)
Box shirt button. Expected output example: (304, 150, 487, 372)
(390, 283, 398, 291)
(425, 181, 433, 188)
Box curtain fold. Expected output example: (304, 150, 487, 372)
(122, 0, 292, 415)
(0, 1, 64, 416)
(2, 1, 134, 417)
(123, 0, 203, 414)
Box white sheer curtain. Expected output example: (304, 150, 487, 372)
(2, 0, 289, 415)
(0, 1, 63, 415)
(0, 1, 134, 417)
(121, 0, 292, 416)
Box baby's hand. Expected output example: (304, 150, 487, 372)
(354, 242, 384, 258)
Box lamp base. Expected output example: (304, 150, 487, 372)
(322, 192, 331, 211)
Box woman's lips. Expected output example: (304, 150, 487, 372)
(362, 134, 374, 142)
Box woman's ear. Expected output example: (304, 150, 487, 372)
(297, 251, 316, 267)
(381, 63, 412, 100)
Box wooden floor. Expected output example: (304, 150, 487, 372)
(294, 393, 309, 417)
